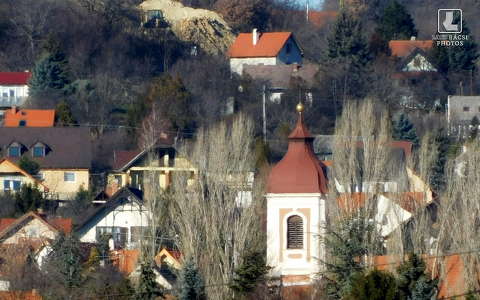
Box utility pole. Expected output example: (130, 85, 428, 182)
(262, 85, 267, 144)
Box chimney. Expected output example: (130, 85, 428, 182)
(11, 105, 17, 114)
(410, 36, 416, 41)
(253, 28, 259, 45)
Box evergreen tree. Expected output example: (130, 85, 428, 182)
(29, 39, 70, 97)
(230, 250, 270, 297)
(377, 0, 417, 41)
(14, 184, 45, 215)
(393, 113, 419, 147)
(47, 234, 83, 289)
(328, 10, 371, 68)
(18, 155, 40, 175)
(135, 262, 162, 300)
(396, 254, 438, 300)
(430, 129, 449, 193)
(326, 10, 372, 99)
(323, 211, 384, 299)
(345, 270, 398, 300)
(55, 100, 76, 126)
(431, 16, 479, 74)
(470, 116, 479, 140)
(178, 258, 205, 300)
(448, 17, 479, 72)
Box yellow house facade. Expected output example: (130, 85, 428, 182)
(0, 159, 47, 193)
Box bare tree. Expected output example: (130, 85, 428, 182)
(169, 113, 263, 300)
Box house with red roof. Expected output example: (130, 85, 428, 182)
(0, 72, 31, 112)
(389, 39, 436, 73)
(228, 30, 303, 75)
(3, 107, 55, 127)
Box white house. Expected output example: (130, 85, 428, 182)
(77, 187, 150, 250)
(266, 103, 328, 286)
(0, 72, 31, 114)
(389, 39, 436, 72)
(228, 30, 303, 75)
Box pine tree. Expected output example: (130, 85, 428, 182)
(448, 17, 479, 72)
(393, 113, 419, 147)
(14, 184, 45, 215)
(345, 270, 398, 300)
(323, 211, 384, 299)
(396, 254, 437, 300)
(230, 250, 270, 297)
(29, 39, 70, 98)
(135, 262, 162, 300)
(326, 10, 372, 99)
(178, 258, 205, 300)
(377, 0, 417, 41)
(55, 100, 76, 126)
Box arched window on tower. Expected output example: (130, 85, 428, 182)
(287, 215, 304, 249)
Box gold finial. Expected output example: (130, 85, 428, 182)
(296, 102, 304, 113)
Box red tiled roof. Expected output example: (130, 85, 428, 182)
(4, 108, 55, 127)
(308, 11, 338, 28)
(337, 192, 368, 213)
(48, 218, 73, 234)
(267, 112, 328, 194)
(355, 140, 413, 157)
(0, 219, 15, 233)
(112, 150, 142, 170)
(337, 192, 428, 214)
(112, 249, 140, 275)
(0, 72, 31, 85)
(229, 32, 292, 58)
(389, 40, 433, 57)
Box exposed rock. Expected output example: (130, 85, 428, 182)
(139, 0, 235, 56)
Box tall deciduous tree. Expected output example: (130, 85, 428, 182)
(214, 0, 271, 32)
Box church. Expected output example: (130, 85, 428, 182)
(266, 102, 328, 287)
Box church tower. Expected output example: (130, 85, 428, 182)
(266, 103, 328, 286)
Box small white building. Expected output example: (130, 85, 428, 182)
(228, 30, 303, 76)
(0, 72, 31, 114)
(266, 104, 328, 286)
(77, 187, 150, 250)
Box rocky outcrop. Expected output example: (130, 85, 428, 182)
(139, 0, 235, 56)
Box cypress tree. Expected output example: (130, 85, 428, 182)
(377, 0, 417, 41)
(55, 100, 76, 126)
(393, 113, 419, 147)
(396, 254, 437, 300)
(135, 262, 162, 300)
(430, 129, 449, 193)
(178, 258, 205, 300)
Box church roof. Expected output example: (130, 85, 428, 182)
(267, 105, 328, 194)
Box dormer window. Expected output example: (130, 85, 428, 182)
(8, 143, 21, 157)
(33, 145, 45, 157)
(19, 120, 26, 127)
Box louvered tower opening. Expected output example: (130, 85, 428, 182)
(287, 215, 304, 249)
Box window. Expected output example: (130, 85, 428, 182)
(287, 215, 304, 249)
(3, 180, 10, 192)
(147, 10, 162, 21)
(33, 146, 45, 157)
(64, 172, 75, 182)
(464, 106, 470, 112)
(19, 120, 26, 127)
(114, 175, 122, 186)
(12, 181, 21, 191)
(96, 227, 128, 249)
(8, 146, 20, 157)
(9, 90, 14, 98)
